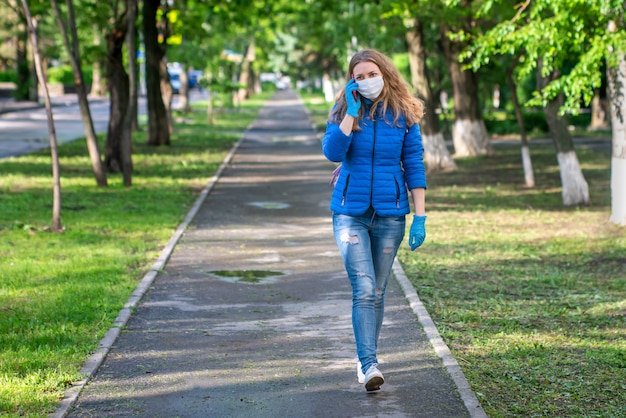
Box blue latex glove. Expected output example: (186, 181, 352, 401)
(409, 215, 427, 250)
(345, 78, 361, 118)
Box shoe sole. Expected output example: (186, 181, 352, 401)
(365, 376, 384, 391)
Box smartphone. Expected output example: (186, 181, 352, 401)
(351, 75, 358, 100)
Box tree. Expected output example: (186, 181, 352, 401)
(405, 15, 457, 172)
(5, 0, 33, 100)
(237, 36, 256, 103)
(465, 0, 617, 207)
(607, 19, 626, 225)
(439, 0, 493, 157)
(120, 0, 137, 187)
(20, 0, 62, 230)
(505, 58, 535, 187)
(373, 0, 457, 172)
(537, 61, 589, 205)
(103, 0, 131, 172)
(143, 0, 169, 146)
(50, 0, 108, 186)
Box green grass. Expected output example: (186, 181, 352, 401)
(0, 94, 268, 417)
(304, 93, 625, 417)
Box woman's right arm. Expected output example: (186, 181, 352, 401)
(322, 122, 353, 162)
(339, 114, 356, 136)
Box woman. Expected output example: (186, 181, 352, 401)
(322, 49, 427, 392)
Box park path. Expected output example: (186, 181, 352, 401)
(61, 89, 481, 418)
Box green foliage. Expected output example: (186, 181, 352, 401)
(0, 94, 268, 416)
(46, 65, 93, 86)
(465, 0, 626, 114)
(203, 76, 245, 94)
(391, 53, 411, 84)
(0, 70, 17, 83)
(484, 111, 548, 135)
(484, 110, 592, 136)
(46, 65, 73, 85)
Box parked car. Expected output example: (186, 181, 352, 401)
(169, 73, 182, 94)
(167, 63, 203, 94)
(188, 70, 203, 89)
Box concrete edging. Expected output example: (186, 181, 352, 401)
(50, 134, 246, 418)
(392, 259, 488, 418)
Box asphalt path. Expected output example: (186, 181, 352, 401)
(55, 89, 485, 417)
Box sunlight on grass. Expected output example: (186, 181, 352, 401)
(396, 156, 625, 417)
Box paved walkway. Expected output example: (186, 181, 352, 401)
(55, 90, 484, 417)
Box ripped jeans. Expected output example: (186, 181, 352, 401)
(332, 207, 406, 375)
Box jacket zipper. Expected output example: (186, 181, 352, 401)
(395, 177, 400, 208)
(341, 174, 350, 205)
(370, 119, 377, 205)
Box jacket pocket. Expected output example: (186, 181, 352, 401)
(341, 174, 351, 206)
(394, 177, 401, 208)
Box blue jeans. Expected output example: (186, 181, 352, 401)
(332, 207, 406, 375)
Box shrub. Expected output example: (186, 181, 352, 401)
(0, 70, 17, 83)
(47, 65, 74, 85)
(46, 65, 93, 86)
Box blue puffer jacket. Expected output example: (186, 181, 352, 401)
(322, 101, 427, 217)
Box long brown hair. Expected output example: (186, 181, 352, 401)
(329, 49, 424, 129)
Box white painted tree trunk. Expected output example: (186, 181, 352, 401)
(423, 132, 457, 172)
(557, 151, 590, 206)
(521, 145, 535, 188)
(610, 154, 626, 225)
(607, 47, 626, 225)
(452, 118, 492, 157)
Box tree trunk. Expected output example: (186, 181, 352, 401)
(90, 34, 105, 97)
(505, 63, 535, 187)
(207, 87, 215, 124)
(12, 0, 32, 101)
(131, 25, 140, 131)
(21, 2, 62, 231)
(237, 37, 255, 103)
(121, 0, 137, 187)
(441, 24, 493, 157)
(104, 12, 130, 173)
(248, 67, 257, 98)
(50, 0, 107, 186)
(589, 89, 609, 131)
(539, 68, 590, 206)
(406, 18, 456, 173)
(143, 0, 170, 146)
(607, 38, 626, 225)
(178, 65, 190, 113)
(90, 60, 104, 97)
(161, 59, 174, 134)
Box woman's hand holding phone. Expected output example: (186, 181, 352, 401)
(345, 77, 361, 118)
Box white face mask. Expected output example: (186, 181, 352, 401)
(357, 76, 384, 100)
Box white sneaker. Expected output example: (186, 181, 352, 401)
(357, 360, 365, 384)
(363, 363, 384, 391)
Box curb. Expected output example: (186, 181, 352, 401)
(392, 259, 488, 418)
(49, 133, 246, 418)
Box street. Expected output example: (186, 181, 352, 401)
(0, 90, 208, 159)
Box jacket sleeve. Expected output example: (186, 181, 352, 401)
(322, 122, 353, 163)
(402, 123, 427, 189)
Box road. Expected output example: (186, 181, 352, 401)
(0, 90, 208, 159)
